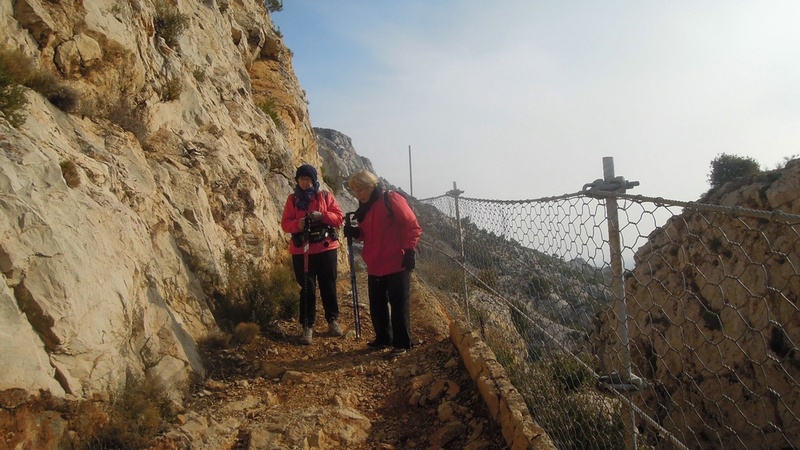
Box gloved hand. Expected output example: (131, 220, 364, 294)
(402, 249, 416, 271)
(299, 211, 322, 229)
(343, 223, 361, 239)
(308, 211, 322, 224)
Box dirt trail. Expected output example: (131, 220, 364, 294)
(174, 273, 508, 449)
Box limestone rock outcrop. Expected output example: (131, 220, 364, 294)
(0, 0, 315, 402)
(315, 127, 375, 214)
(591, 160, 800, 449)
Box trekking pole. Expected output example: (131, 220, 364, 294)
(345, 213, 362, 338)
(302, 213, 312, 333)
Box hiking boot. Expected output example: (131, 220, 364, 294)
(328, 319, 343, 337)
(367, 340, 390, 349)
(390, 347, 408, 356)
(300, 326, 313, 345)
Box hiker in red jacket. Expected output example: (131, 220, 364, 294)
(281, 164, 344, 345)
(344, 170, 422, 355)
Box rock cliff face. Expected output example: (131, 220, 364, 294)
(315, 127, 375, 215)
(591, 160, 800, 449)
(0, 0, 316, 401)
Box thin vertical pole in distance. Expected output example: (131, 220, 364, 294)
(408, 145, 413, 198)
(448, 182, 469, 322)
(603, 156, 636, 450)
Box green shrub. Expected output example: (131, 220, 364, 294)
(0, 83, 27, 127)
(0, 46, 79, 125)
(154, 0, 189, 49)
(257, 97, 282, 127)
(0, 48, 31, 127)
(707, 153, 760, 189)
(264, 0, 283, 13)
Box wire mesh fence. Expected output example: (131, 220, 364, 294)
(413, 166, 800, 450)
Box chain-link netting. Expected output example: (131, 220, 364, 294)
(414, 190, 800, 450)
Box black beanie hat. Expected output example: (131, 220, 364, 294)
(295, 164, 318, 183)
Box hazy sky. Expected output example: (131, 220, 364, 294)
(273, 1, 800, 202)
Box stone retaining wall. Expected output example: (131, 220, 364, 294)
(449, 318, 557, 450)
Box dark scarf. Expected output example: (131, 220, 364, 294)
(353, 185, 383, 222)
(294, 182, 319, 211)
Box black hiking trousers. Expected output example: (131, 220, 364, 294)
(367, 270, 412, 349)
(292, 248, 339, 327)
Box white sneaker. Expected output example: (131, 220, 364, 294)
(301, 327, 313, 345)
(328, 320, 343, 337)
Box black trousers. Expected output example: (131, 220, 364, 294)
(292, 249, 339, 327)
(368, 270, 412, 349)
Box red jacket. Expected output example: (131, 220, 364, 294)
(281, 191, 344, 255)
(358, 190, 422, 276)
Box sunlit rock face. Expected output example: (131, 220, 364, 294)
(0, 0, 317, 400)
(591, 160, 800, 449)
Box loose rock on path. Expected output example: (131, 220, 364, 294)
(158, 274, 508, 450)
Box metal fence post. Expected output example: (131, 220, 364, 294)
(602, 156, 637, 450)
(447, 182, 469, 322)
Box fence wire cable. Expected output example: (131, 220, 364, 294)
(589, 190, 800, 223)
(418, 237, 691, 450)
(415, 188, 800, 450)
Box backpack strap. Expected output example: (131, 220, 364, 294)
(384, 190, 412, 219)
(384, 190, 394, 218)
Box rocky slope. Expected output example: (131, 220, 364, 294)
(591, 160, 800, 449)
(159, 274, 512, 450)
(1, 0, 312, 399)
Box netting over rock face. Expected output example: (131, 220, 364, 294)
(416, 162, 800, 450)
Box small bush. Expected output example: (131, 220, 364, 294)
(25, 70, 80, 113)
(160, 77, 182, 101)
(774, 154, 799, 170)
(154, 0, 190, 49)
(207, 251, 297, 333)
(233, 322, 260, 344)
(60, 159, 81, 188)
(0, 47, 32, 127)
(0, 46, 79, 124)
(513, 353, 624, 450)
(192, 68, 206, 82)
(0, 83, 27, 127)
(45, 84, 80, 112)
(264, 0, 283, 13)
(707, 153, 760, 189)
(87, 376, 174, 450)
(107, 100, 148, 142)
(256, 97, 282, 127)
(198, 330, 232, 351)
